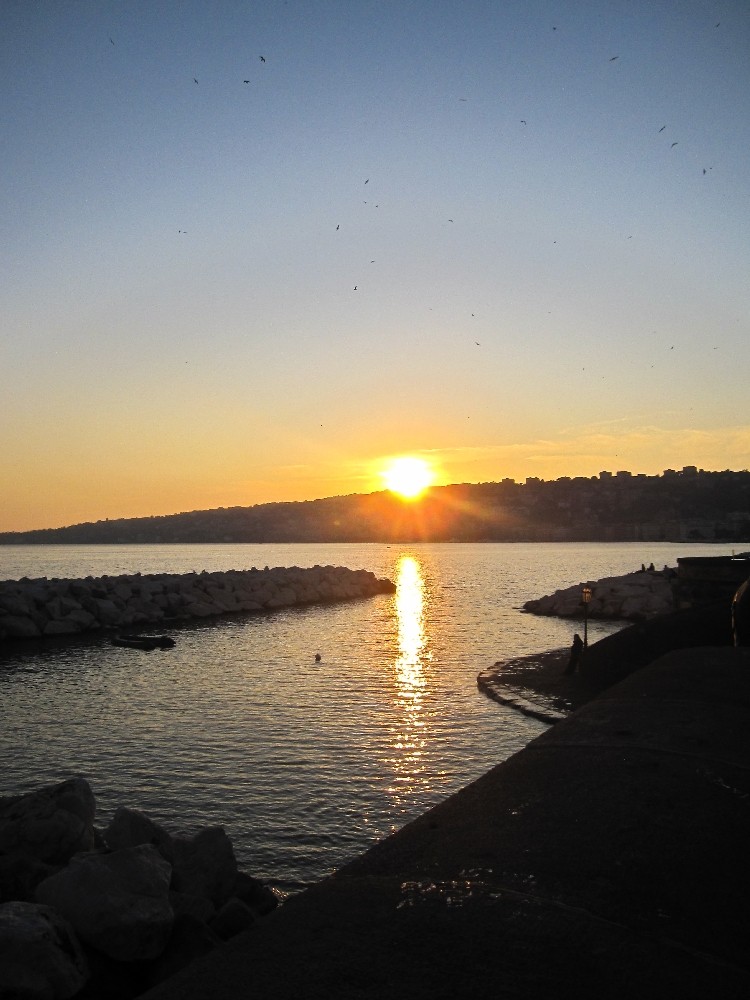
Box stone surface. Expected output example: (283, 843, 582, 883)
(35, 844, 173, 962)
(1, 566, 395, 640)
(233, 871, 280, 916)
(0, 777, 96, 865)
(1, 614, 42, 637)
(104, 807, 174, 863)
(208, 897, 256, 940)
(0, 900, 89, 1000)
(171, 827, 238, 907)
(0, 853, 56, 904)
(523, 568, 676, 621)
(168, 890, 215, 923)
(142, 914, 221, 993)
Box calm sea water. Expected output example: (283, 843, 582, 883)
(0, 541, 736, 893)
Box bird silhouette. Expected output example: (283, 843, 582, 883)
(671, 142, 678, 147)
(260, 56, 265, 62)
(243, 80, 250, 84)
(609, 55, 619, 61)
(109, 37, 115, 45)
(354, 285, 357, 290)
(193, 78, 198, 84)
(364, 178, 369, 184)
(336, 224, 339, 230)
(658, 125, 666, 132)
(520, 119, 527, 124)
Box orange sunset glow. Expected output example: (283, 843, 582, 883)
(380, 457, 436, 500)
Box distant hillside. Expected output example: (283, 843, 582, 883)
(2, 469, 750, 544)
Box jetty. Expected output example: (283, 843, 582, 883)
(522, 566, 676, 620)
(0, 566, 395, 641)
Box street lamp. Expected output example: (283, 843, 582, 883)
(581, 586, 592, 650)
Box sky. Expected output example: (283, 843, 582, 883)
(2, 0, 749, 531)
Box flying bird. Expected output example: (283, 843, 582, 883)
(193, 78, 198, 84)
(520, 119, 527, 124)
(336, 224, 339, 230)
(364, 178, 369, 184)
(354, 285, 357, 290)
(609, 55, 619, 61)
(243, 80, 250, 84)
(658, 125, 666, 132)
(109, 37, 115, 45)
(671, 142, 678, 147)
(260, 55, 265, 62)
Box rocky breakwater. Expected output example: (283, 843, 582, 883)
(523, 567, 676, 621)
(0, 777, 280, 1000)
(0, 565, 396, 641)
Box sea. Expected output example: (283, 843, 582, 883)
(0, 541, 737, 894)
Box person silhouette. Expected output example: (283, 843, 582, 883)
(565, 633, 584, 675)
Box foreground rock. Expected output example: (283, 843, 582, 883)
(0, 901, 89, 1000)
(0, 565, 395, 641)
(0, 777, 96, 865)
(0, 779, 280, 1000)
(36, 845, 174, 961)
(523, 566, 676, 621)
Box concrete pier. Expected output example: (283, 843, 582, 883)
(142, 647, 750, 1000)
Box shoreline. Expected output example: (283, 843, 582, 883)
(477, 646, 609, 722)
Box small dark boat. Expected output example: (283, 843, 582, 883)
(112, 634, 175, 651)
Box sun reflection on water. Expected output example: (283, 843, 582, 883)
(387, 555, 434, 815)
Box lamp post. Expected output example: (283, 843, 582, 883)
(581, 586, 592, 650)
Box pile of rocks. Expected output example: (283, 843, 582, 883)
(0, 565, 396, 640)
(523, 567, 677, 621)
(0, 778, 279, 999)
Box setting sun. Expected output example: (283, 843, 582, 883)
(382, 457, 435, 499)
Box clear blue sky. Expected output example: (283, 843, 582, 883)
(2, 0, 749, 530)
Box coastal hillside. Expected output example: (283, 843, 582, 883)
(1, 468, 749, 545)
